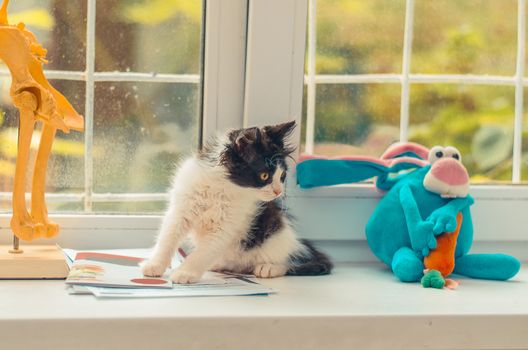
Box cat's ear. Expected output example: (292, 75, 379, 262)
(263, 121, 296, 143)
(234, 127, 261, 152)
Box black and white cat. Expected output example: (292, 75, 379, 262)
(141, 121, 332, 284)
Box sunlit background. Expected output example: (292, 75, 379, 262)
(0, 0, 202, 213)
(0, 0, 525, 215)
(301, 0, 525, 183)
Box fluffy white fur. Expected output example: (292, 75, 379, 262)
(141, 139, 306, 284)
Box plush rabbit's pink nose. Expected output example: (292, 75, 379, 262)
(430, 158, 469, 186)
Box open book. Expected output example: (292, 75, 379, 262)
(66, 251, 172, 289)
(63, 248, 276, 298)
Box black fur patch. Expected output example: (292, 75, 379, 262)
(197, 137, 220, 165)
(220, 121, 296, 188)
(241, 200, 284, 250)
(287, 239, 333, 276)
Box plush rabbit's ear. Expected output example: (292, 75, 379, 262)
(296, 154, 427, 189)
(297, 157, 390, 189)
(381, 142, 430, 161)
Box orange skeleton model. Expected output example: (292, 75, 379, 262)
(0, 0, 83, 241)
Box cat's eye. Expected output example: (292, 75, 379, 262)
(280, 172, 287, 182)
(259, 172, 270, 181)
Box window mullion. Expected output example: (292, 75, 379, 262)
(84, 0, 96, 212)
(305, 0, 317, 155)
(399, 0, 415, 142)
(201, 0, 248, 142)
(243, 0, 308, 159)
(93, 72, 200, 83)
(513, 0, 526, 183)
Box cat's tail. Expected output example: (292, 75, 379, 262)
(287, 239, 333, 276)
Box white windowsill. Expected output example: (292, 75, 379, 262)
(1, 262, 527, 350)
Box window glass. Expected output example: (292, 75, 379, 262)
(0, 0, 203, 214)
(409, 85, 514, 183)
(314, 0, 405, 75)
(302, 0, 519, 183)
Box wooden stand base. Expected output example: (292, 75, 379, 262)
(0, 245, 69, 279)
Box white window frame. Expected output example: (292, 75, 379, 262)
(304, 0, 527, 182)
(0, 0, 203, 210)
(243, 0, 528, 260)
(1, 0, 527, 261)
(0, 0, 248, 246)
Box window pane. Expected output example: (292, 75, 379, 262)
(0, 200, 85, 214)
(0, 0, 86, 71)
(302, 84, 400, 156)
(93, 82, 200, 195)
(413, 0, 517, 75)
(315, 0, 405, 74)
(0, 79, 85, 213)
(409, 84, 514, 183)
(521, 90, 528, 181)
(95, 0, 203, 74)
(48, 198, 84, 214)
(93, 201, 165, 214)
(44, 80, 86, 192)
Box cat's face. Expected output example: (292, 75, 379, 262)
(220, 121, 296, 201)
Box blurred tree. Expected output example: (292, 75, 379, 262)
(305, 0, 519, 183)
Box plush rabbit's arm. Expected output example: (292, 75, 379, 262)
(399, 184, 437, 257)
(427, 195, 474, 235)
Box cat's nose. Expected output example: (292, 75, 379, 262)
(273, 189, 282, 196)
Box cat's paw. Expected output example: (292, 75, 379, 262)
(171, 268, 202, 284)
(253, 264, 287, 278)
(140, 259, 168, 277)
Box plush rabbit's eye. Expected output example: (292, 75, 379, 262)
(444, 146, 462, 162)
(259, 172, 270, 181)
(428, 146, 445, 164)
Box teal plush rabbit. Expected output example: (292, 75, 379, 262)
(297, 142, 520, 283)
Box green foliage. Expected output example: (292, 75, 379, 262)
(308, 0, 520, 182)
(472, 126, 513, 171)
(120, 0, 201, 25)
(0, 0, 203, 214)
(445, 26, 483, 73)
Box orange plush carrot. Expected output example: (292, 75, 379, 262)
(421, 212, 463, 289)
